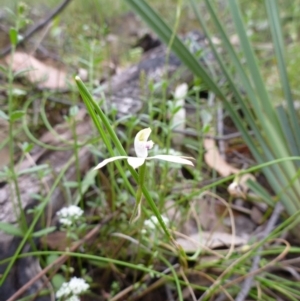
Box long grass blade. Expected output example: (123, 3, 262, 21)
(228, 0, 281, 133)
(265, 0, 300, 152)
(124, 0, 300, 214)
(189, 0, 299, 210)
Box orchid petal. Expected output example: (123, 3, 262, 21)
(94, 156, 129, 170)
(147, 155, 194, 166)
(136, 128, 151, 142)
(134, 128, 153, 158)
(127, 157, 146, 169)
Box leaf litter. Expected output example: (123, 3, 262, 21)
(4, 51, 68, 90)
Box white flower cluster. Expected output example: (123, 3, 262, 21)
(56, 277, 89, 300)
(56, 205, 84, 226)
(143, 215, 170, 233)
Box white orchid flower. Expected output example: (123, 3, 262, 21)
(94, 128, 194, 170)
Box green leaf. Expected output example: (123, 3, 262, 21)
(64, 181, 79, 188)
(17, 2, 26, 15)
(9, 27, 18, 46)
(74, 168, 98, 205)
(32, 226, 56, 238)
(21, 142, 34, 153)
(17, 164, 49, 176)
(10, 110, 25, 122)
(52, 274, 66, 291)
(69, 105, 79, 117)
(46, 254, 59, 265)
(0, 222, 23, 237)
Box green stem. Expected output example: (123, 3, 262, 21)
(130, 163, 147, 223)
(7, 33, 29, 237)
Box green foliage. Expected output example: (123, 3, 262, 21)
(0, 222, 23, 237)
(9, 27, 18, 46)
(2, 1, 300, 300)
(126, 0, 300, 216)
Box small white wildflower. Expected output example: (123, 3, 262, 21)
(68, 277, 90, 295)
(144, 219, 156, 230)
(56, 282, 71, 298)
(56, 277, 89, 299)
(66, 295, 80, 301)
(143, 215, 170, 232)
(94, 128, 194, 170)
(56, 205, 84, 226)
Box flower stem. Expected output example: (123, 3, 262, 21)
(130, 163, 147, 223)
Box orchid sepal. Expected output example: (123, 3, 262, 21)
(94, 156, 133, 170)
(146, 155, 194, 166)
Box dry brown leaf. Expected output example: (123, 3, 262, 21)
(177, 231, 247, 252)
(204, 138, 240, 177)
(4, 52, 67, 90)
(250, 206, 264, 224)
(40, 231, 69, 251)
(165, 196, 228, 236)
